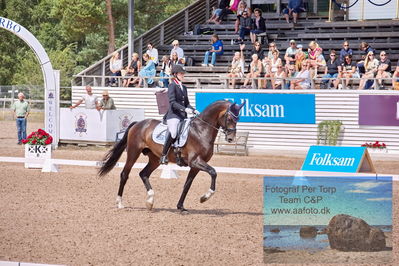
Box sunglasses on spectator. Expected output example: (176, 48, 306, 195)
(255, 44, 260, 46)
(103, 95, 109, 97)
(277, 66, 283, 68)
(290, 43, 295, 45)
(269, 45, 275, 47)
(343, 44, 349, 46)
(369, 54, 374, 56)
(381, 54, 386, 56)
(330, 54, 336, 56)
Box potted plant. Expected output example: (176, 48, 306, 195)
(361, 141, 387, 153)
(22, 129, 53, 168)
(317, 120, 343, 146)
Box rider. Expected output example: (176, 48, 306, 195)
(160, 65, 199, 164)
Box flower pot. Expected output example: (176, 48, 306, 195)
(24, 144, 52, 168)
(367, 148, 388, 154)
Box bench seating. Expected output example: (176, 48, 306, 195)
(214, 131, 249, 156)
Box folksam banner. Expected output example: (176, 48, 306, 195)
(195, 93, 315, 124)
(301, 146, 374, 173)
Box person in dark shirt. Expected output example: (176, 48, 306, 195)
(322, 50, 340, 89)
(250, 41, 265, 61)
(250, 8, 266, 44)
(236, 11, 252, 43)
(283, 0, 305, 24)
(357, 41, 376, 74)
(338, 54, 359, 89)
(375, 51, 392, 89)
(207, 0, 230, 24)
(339, 41, 353, 63)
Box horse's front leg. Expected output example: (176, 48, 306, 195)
(189, 158, 217, 204)
(177, 168, 200, 213)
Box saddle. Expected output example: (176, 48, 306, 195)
(152, 119, 192, 166)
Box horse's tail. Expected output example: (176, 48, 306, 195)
(98, 122, 137, 177)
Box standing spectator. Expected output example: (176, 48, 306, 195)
(375, 51, 392, 89)
(234, 1, 251, 34)
(12, 92, 30, 144)
(123, 53, 142, 87)
(109, 51, 123, 86)
(202, 34, 224, 67)
(283, 0, 304, 24)
(227, 48, 245, 89)
(241, 53, 262, 89)
(392, 61, 399, 90)
(250, 41, 265, 61)
(138, 53, 156, 87)
(70, 85, 99, 109)
(322, 50, 340, 89)
(98, 90, 116, 110)
(339, 41, 353, 63)
(291, 60, 311, 90)
(170, 40, 185, 62)
(146, 43, 159, 66)
(250, 8, 266, 44)
(159, 55, 172, 88)
(338, 54, 359, 89)
(271, 64, 287, 90)
(236, 11, 252, 43)
(358, 51, 379, 90)
(207, 0, 230, 24)
(357, 42, 376, 74)
(284, 40, 298, 73)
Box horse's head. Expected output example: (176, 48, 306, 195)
(220, 101, 245, 143)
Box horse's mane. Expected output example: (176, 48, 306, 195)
(200, 100, 230, 117)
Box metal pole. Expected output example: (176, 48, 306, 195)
(394, 0, 399, 20)
(359, 0, 365, 21)
(327, 0, 333, 22)
(128, 0, 135, 65)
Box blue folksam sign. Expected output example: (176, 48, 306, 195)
(301, 146, 374, 173)
(195, 93, 315, 124)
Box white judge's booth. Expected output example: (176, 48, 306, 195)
(60, 108, 145, 143)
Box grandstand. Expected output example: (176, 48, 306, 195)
(73, 0, 399, 90)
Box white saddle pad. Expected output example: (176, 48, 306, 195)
(152, 119, 191, 148)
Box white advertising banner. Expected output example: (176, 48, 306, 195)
(60, 108, 145, 142)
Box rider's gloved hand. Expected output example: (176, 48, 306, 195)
(185, 108, 193, 115)
(193, 109, 200, 115)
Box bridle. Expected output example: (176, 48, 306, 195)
(195, 104, 239, 136)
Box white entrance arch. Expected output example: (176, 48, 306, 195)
(0, 16, 59, 148)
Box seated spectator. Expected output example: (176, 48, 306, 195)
(250, 42, 264, 61)
(357, 41, 376, 74)
(308, 41, 323, 78)
(271, 64, 287, 90)
(358, 51, 379, 90)
(338, 54, 359, 89)
(241, 54, 262, 89)
(159, 55, 172, 88)
(123, 53, 142, 87)
(236, 10, 252, 43)
(138, 53, 156, 87)
(250, 8, 266, 44)
(202, 34, 224, 67)
(234, 1, 251, 34)
(98, 90, 116, 110)
(339, 41, 353, 63)
(109, 51, 122, 86)
(295, 44, 306, 72)
(146, 43, 159, 66)
(171, 51, 184, 66)
(266, 42, 279, 60)
(284, 40, 298, 73)
(375, 51, 392, 89)
(264, 50, 281, 89)
(207, 0, 230, 24)
(227, 45, 245, 89)
(283, 0, 305, 24)
(170, 40, 185, 64)
(291, 60, 311, 90)
(392, 61, 399, 90)
(322, 50, 340, 89)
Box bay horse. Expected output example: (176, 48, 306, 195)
(98, 100, 245, 213)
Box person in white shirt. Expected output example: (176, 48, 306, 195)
(69, 85, 99, 109)
(170, 40, 185, 63)
(109, 51, 122, 86)
(146, 43, 159, 66)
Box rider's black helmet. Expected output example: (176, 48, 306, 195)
(171, 64, 186, 75)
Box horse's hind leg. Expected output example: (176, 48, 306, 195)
(139, 151, 160, 210)
(116, 148, 141, 209)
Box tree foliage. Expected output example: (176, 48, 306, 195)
(0, 0, 195, 87)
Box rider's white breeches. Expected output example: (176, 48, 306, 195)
(167, 118, 180, 139)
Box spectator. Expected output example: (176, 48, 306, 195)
(375, 51, 392, 89)
(241, 53, 262, 89)
(250, 41, 264, 61)
(338, 54, 359, 89)
(170, 40, 185, 62)
(123, 53, 142, 87)
(392, 61, 399, 90)
(109, 51, 123, 86)
(322, 50, 340, 89)
(159, 55, 172, 88)
(234, 1, 251, 34)
(283, 0, 305, 24)
(267, 42, 279, 60)
(291, 60, 311, 90)
(202, 34, 224, 67)
(269, 50, 282, 76)
(98, 90, 116, 110)
(171, 51, 184, 66)
(357, 41, 376, 74)
(236, 10, 252, 43)
(358, 51, 379, 90)
(12, 92, 30, 144)
(339, 41, 353, 63)
(146, 43, 159, 66)
(284, 40, 298, 73)
(227, 45, 245, 89)
(263, 42, 279, 77)
(271, 64, 287, 90)
(138, 53, 156, 87)
(230, 0, 241, 13)
(295, 44, 306, 72)
(207, 0, 230, 24)
(250, 8, 266, 44)
(70, 85, 99, 109)
(308, 41, 323, 78)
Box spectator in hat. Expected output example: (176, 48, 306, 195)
(284, 40, 298, 73)
(98, 90, 116, 110)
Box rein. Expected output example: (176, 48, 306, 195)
(194, 105, 238, 136)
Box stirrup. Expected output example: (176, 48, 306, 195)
(160, 155, 168, 165)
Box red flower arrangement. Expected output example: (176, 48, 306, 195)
(361, 141, 387, 149)
(22, 129, 53, 145)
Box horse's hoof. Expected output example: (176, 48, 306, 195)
(145, 201, 153, 210)
(179, 208, 189, 214)
(200, 195, 207, 203)
(200, 189, 215, 203)
(117, 203, 124, 209)
(145, 189, 154, 211)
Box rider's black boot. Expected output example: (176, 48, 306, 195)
(160, 132, 174, 165)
